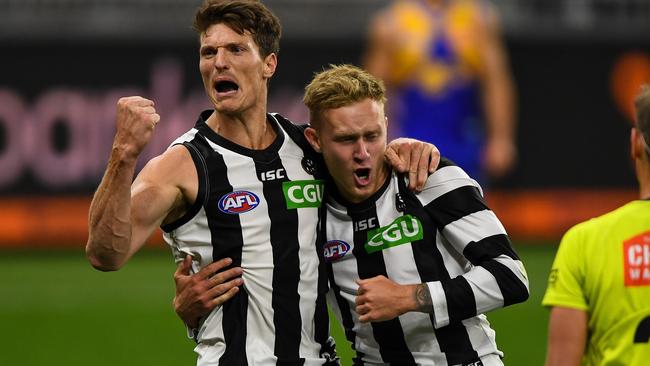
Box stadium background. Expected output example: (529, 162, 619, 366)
(0, 0, 648, 364)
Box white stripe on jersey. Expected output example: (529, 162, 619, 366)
(416, 165, 482, 204)
(462, 315, 503, 359)
(427, 280, 450, 328)
(464, 265, 504, 313)
(442, 209, 507, 248)
(277, 124, 322, 358)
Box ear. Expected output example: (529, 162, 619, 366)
(631, 127, 641, 160)
(263, 53, 277, 79)
(304, 127, 322, 153)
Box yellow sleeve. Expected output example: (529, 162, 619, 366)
(542, 225, 589, 311)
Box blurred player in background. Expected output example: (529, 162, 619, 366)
(542, 85, 650, 365)
(303, 64, 529, 364)
(86, 1, 438, 364)
(364, 0, 517, 183)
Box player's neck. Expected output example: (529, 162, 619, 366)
(637, 159, 650, 200)
(207, 108, 276, 150)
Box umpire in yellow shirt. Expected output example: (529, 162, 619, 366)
(542, 85, 650, 365)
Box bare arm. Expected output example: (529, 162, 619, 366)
(476, 6, 517, 178)
(86, 96, 185, 271)
(545, 306, 588, 366)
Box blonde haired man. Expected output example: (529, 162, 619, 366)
(304, 64, 529, 365)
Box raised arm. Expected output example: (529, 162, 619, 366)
(86, 96, 189, 271)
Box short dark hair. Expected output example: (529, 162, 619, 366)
(193, 0, 281, 58)
(634, 84, 650, 156)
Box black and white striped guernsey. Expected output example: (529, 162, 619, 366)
(161, 110, 335, 365)
(322, 159, 529, 366)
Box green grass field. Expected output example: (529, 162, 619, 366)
(0, 243, 556, 365)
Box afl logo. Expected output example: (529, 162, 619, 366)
(323, 240, 351, 262)
(218, 191, 260, 214)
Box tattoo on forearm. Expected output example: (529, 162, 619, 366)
(415, 284, 433, 313)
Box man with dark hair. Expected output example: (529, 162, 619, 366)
(86, 1, 438, 365)
(543, 85, 650, 365)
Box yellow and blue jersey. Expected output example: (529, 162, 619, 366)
(386, 0, 490, 179)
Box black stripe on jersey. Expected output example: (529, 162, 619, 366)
(315, 206, 335, 362)
(254, 157, 304, 364)
(442, 276, 477, 323)
(327, 265, 364, 358)
(350, 206, 416, 365)
(198, 135, 249, 365)
(463, 234, 528, 305)
(426, 186, 488, 229)
(437, 157, 456, 169)
(463, 234, 520, 264)
(322, 203, 362, 358)
(481, 259, 529, 306)
(398, 177, 480, 365)
(160, 142, 208, 232)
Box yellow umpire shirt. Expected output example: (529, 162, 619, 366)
(542, 200, 650, 365)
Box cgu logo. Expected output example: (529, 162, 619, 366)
(283, 180, 324, 209)
(365, 215, 423, 254)
(218, 191, 260, 214)
(323, 240, 351, 262)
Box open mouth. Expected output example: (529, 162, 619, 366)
(354, 168, 370, 181)
(215, 80, 239, 94)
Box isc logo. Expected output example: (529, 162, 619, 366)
(283, 180, 324, 209)
(323, 240, 351, 262)
(218, 191, 260, 214)
(354, 218, 377, 231)
(260, 168, 285, 181)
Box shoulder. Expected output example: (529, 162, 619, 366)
(137, 145, 195, 190)
(411, 158, 482, 206)
(563, 201, 642, 247)
(567, 202, 637, 236)
(422, 158, 480, 191)
(271, 113, 307, 134)
(271, 113, 316, 152)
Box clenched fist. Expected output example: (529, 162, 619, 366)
(113, 96, 161, 159)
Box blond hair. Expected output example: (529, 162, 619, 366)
(303, 64, 386, 126)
